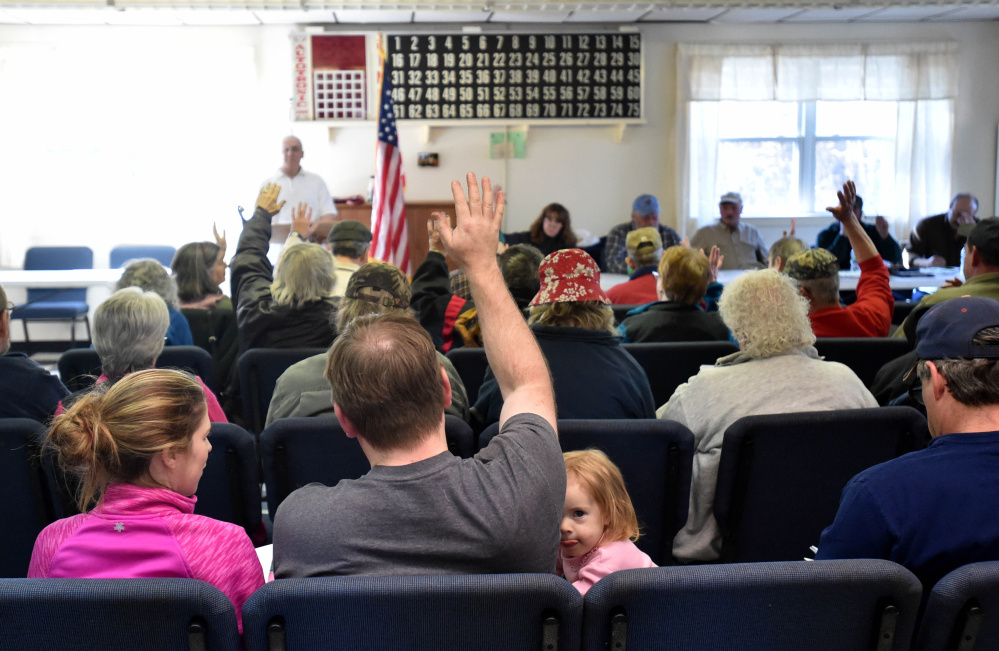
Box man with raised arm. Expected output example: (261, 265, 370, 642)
(786, 180, 894, 337)
(272, 173, 563, 577)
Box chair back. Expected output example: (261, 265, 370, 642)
(611, 304, 641, 325)
(58, 346, 216, 394)
(479, 419, 693, 566)
(243, 574, 582, 651)
(110, 245, 177, 268)
(713, 406, 930, 563)
(582, 560, 922, 651)
(622, 341, 738, 407)
(194, 423, 261, 539)
(814, 337, 913, 388)
(0, 418, 59, 577)
(238, 348, 327, 434)
(915, 561, 999, 651)
(445, 347, 489, 404)
(0, 578, 240, 651)
(260, 415, 474, 517)
(22, 246, 94, 306)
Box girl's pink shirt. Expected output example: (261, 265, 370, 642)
(557, 539, 657, 595)
(28, 483, 263, 632)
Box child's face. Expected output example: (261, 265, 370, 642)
(561, 479, 609, 559)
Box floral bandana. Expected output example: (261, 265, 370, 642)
(529, 249, 611, 307)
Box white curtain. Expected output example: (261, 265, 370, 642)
(676, 42, 957, 236)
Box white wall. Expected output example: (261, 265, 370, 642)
(0, 20, 996, 257)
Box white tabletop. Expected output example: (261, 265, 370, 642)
(0, 268, 124, 289)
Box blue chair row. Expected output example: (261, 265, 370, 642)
(10, 246, 94, 355)
(57, 346, 218, 394)
(15, 558, 999, 650)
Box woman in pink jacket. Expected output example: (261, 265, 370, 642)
(29, 368, 262, 631)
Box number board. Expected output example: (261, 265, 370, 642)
(385, 33, 642, 122)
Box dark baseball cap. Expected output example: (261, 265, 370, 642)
(915, 296, 999, 360)
(328, 220, 373, 243)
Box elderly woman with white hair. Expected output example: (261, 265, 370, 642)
(116, 258, 193, 347)
(229, 184, 338, 355)
(659, 268, 876, 563)
(58, 287, 227, 422)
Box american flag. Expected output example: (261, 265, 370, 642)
(370, 54, 409, 274)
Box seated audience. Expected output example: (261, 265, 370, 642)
(817, 296, 999, 592)
(605, 227, 663, 305)
(472, 249, 655, 427)
(817, 193, 902, 269)
(59, 288, 226, 422)
(327, 220, 372, 299)
(273, 173, 563, 577)
(908, 193, 979, 268)
(691, 192, 767, 270)
(658, 268, 877, 562)
(768, 235, 807, 273)
(0, 283, 68, 420)
(266, 262, 469, 426)
(617, 246, 730, 343)
(505, 202, 578, 257)
(172, 236, 238, 391)
(604, 195, 681, 274)
(116, 258, 193, 347)
(559, 449, 656, 595)
(29, 369, 262, 631)
(785, 181, 893, 337)
(896, 217, 999, 343)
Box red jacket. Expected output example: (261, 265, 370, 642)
(809, 256, 893, 337)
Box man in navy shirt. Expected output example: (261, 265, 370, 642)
(816, 296, 999, 591)
(0, 283, 68, 421)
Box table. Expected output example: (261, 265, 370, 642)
(0, 268, 123, 289)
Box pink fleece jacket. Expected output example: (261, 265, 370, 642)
(28, 483, 263, 632)
(558, 539, 658, 595)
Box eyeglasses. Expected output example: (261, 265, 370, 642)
(908, 383, 924, 406)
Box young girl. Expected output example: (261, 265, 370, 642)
(559, 449, 657, 594)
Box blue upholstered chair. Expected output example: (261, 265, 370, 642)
(444, 346, 489, 404)
(260, 415, 474, 518)
(713, 406, 930, 563)
(0, 418, 60, 577)
(814, 337, 914, 388)
(194, 423, 262, 540)
(109, 245, 177, 269)
(237, 348, 327, 434)
(582, 560, 922, 651)
(915, 561, 999, 651)
(478, 418, 694, 566)
(0, 578, 240, 650)
(57, 345, 217, 394)
(622, 341, 739, 407)
(10, 246, 94, 353)
(243, 573, 582, 651)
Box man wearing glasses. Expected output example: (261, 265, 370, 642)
(815, 296, 999, 590)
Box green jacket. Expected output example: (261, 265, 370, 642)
(896, 271, 999, 343)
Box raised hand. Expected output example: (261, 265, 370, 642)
(256, 183, 285, 216)
(433, 172, 504, 274)
(826, 180, 857, 225)
(782, 218, 797, 239)
(213, 222, 227, 258)
(427, 217, 446, 254)
(291, 202, 312, 238)
(707, 245, 724, 282)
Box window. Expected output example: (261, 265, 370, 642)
(678, 43, 957, 233)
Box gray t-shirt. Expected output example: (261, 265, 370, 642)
(273, 413, 564, 577)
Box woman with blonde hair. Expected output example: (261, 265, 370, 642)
(658, 269, 876, 564)
(505, 202, 578, 256)
(30, 369, 263, 631)
(472, 249, 654, 428)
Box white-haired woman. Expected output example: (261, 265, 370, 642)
(229, 185, 339, 355)
(57, 288, 227, 422)
(659, 269, 876, 563)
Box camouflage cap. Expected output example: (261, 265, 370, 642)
(785, 248, 840, 281)
(626, 227, 663, 258)
(344, 262, 410, 309)
(328, 220, 373, 243)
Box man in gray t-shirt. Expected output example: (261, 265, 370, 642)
(273, 173, 563, 578)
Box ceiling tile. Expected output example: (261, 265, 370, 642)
(332, 8, 414, 22)
(714, 7, 811, 22)
(101, 9, 183, 25)
(928, 4, 999, 20)
(253, 9, 333, 24)
(565, 8, 648, 21)
(854, 5, 958, 20)
(412, 9, 491, 21)
(487, 9, 573, 22)
(173, 9, 261, 25)
(780, 6, 883, 22)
